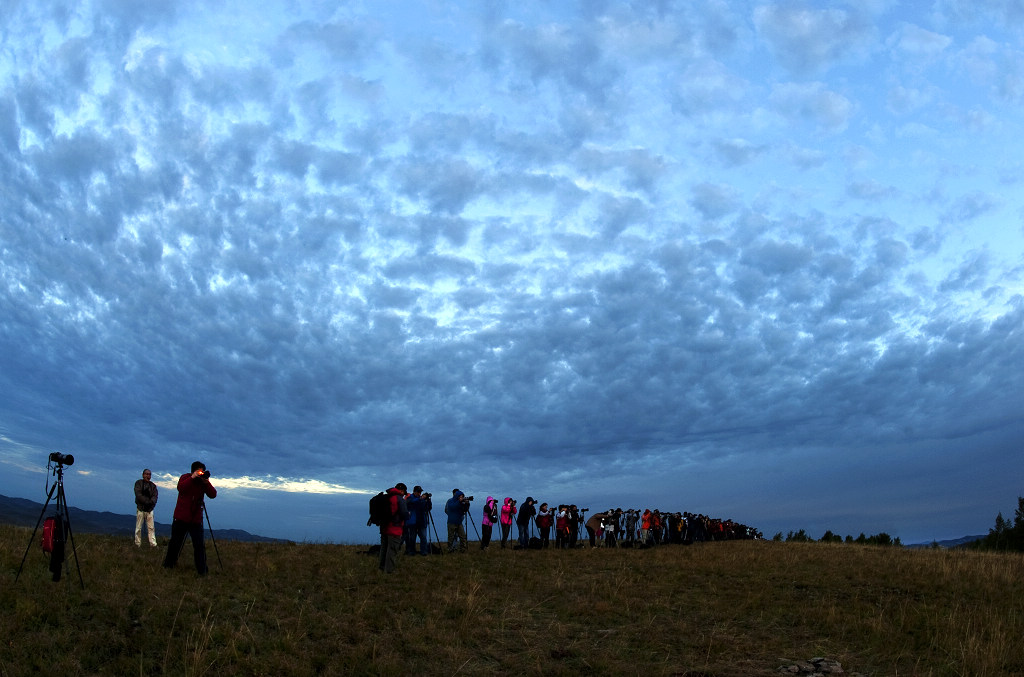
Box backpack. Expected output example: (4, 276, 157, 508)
(41, 515, 66, 581)
(368, 491, 392, 526)
(41, 515, 63, 553)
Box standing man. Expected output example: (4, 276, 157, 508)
(379, 482, 409, 573)
(516, 497, 537, 548)
(405, 486, 431, 556)
(134, 468, 159, 547)
(162, 461, 217, 576)
(444, 489, 471, 552)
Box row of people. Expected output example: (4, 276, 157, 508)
(373, 484, 759, 572)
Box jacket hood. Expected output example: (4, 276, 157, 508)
(453, 490, 464, 499)
(503, 497, 512, 505)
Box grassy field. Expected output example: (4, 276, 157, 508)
(2, 524, 1023, 676)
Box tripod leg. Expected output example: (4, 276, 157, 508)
(15, 482, 57, 582)
(204, 504, 223, 570)
(57, 483, 85, 589)
(428, 511, 443, 555)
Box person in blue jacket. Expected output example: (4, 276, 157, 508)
(405, 486, 432, 555)
(444, 489, 471, 552)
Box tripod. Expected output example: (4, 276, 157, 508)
(427, 509, 443, 554)
(169, 502, 223, 572)
(16, 461, 84, 588)
(465, 508, 480, 541)
(204, 503, 223, 570)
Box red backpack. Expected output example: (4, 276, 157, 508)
(41, 515, 62, 553)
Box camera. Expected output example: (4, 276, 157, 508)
(196, 470, 211, 480)
(48, 452, 75, 466)
(423, 492, 432, 499)
(463, 495, 474, 502)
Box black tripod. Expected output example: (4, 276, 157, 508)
(169, 502, 223, 572)
(465, 508, 480, 541)
(204, 503, 223, 570)
(427, 509, 443, 554)
(16, 459, 84, 588)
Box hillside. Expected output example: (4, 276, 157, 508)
(5, 526, 1024, 675)
(0, 494, 285, 544)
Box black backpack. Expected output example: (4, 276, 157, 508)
(368, 491, 392, 526)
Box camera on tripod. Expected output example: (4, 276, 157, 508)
(16, 451, 83, 587)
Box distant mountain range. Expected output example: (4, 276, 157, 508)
(906, 535, 986, 549)
(1, 493, 984, 549)
(0, 494, 288, 544)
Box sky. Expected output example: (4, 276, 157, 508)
(1, 0, 1022, 546)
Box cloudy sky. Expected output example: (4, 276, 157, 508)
(1, 0, 1022, 545)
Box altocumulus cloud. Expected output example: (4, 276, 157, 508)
(0, 0, 1022, 544)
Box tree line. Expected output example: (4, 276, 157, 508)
(771, 529, 902, 546)
(968, 496, 1024, 552)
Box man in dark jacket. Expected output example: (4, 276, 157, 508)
(379, 483, 409, 573)
(134, 468, 159, 547)
(444, 489, 471, 552)
(516, 497, 537, 548)
(405, 486, 431, 556)
(162, 461, 217, 575)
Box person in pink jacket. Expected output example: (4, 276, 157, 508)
(480, 496, 498, 550)
(499, 497, 517, 549)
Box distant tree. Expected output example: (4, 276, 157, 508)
(992, 512, 1009, 550)
(1013, 497, 1024, 550)
(785, 529, 813, 543)
(820, 530, 843, 544)
(855, 533, 867, 545)
(772, 532, 783, 542)
(844, 535, 853, 544)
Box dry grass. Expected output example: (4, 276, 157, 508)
(2, 525, 1023, 676)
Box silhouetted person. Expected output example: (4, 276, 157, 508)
(163, 461, 216, 575)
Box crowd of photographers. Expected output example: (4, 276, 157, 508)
(373, 484, 760, 570)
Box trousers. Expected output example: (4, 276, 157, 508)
(135, 509, 157, 546)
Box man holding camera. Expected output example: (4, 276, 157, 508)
(444, 489, 472, 552)
(378, 483, 410, 573)
(133, 468, 159, 547)
(405, 486, 432, 556)
(162, 461, 217, 576)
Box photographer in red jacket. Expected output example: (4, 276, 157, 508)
(379, 483, 409, 573)
(162, 461, 217, 576)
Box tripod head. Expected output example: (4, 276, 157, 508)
(47, 453, 74, 486)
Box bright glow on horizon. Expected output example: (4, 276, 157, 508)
(153, 474, 369, 495)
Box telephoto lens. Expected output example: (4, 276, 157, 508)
(48, 452, 75, 466)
